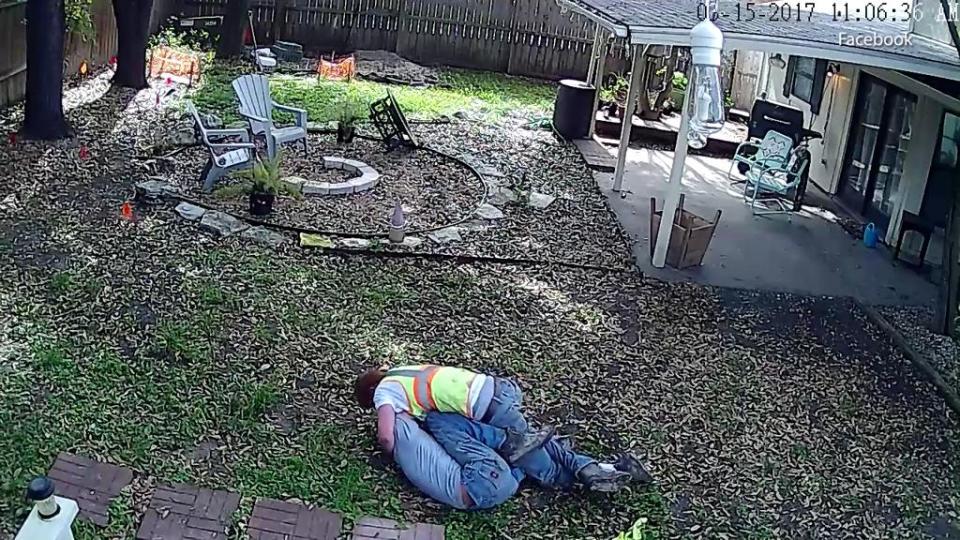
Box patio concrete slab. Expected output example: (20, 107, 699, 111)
(597, 146, 938, 306)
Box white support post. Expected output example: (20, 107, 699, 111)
(588, 35, 609, 138)
(586, 26, 601, 82)
(611, 46, 643, 193)
(651, 71, 696, 268)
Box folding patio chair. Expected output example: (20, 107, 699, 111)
(185, 101, 256, 192)
(231, 74, 308, 158)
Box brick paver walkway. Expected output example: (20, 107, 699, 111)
(47, 452, 133, 527)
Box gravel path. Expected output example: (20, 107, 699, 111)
(0, 74, 958, 540)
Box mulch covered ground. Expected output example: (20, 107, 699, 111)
(0, 73, 958, 540)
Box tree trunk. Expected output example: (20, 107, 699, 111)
(270, 0, 288, 43)
(217, 0, 251, 59)
(112, 0, 154, 89)
(22, 0, 71, 140)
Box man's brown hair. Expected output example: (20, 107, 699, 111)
(355, 368, 387, 409)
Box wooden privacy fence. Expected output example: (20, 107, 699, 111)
(183, 0, 630, 79)
(0, 0, 118, 108)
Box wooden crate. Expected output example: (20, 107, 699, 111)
(650, 195, 722, 269)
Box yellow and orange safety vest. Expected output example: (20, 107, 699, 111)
(382, 365, 481, 418)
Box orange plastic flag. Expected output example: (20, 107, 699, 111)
(120, 202, 134, 221)
(79, 61, 88, 76)
(79, 146, 89, 159)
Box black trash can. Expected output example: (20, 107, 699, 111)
(552, 79, 596, 139)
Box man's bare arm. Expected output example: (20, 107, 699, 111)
(377, 405, 396, 452)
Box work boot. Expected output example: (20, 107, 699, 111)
(614, 453, 654, 485)
(499, 426, 556, 464)
(577, 463, 632, 492)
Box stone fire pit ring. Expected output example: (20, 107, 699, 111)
(288, 157, 381, 196)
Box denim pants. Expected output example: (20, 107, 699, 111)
(426, 413, 595, 492)
(392, 415, 517, 510)
(483, 378, 528, 433)
(420, 413, 520, 509)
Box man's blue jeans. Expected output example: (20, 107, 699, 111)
(392, 415, 518, 510)
(483, 378, 528, 433)
(426, 412, 595, 491)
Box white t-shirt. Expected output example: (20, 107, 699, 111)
(373, 373, 491, 418)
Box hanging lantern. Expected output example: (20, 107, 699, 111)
(388, 202, 406, 244)
(686, 17, 725, 149)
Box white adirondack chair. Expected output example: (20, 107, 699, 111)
(185, 101, 256, 192)
(231, 74, 308, 158)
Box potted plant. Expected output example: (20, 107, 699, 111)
(670, 71, 688, 110)
(599, 74, 629, 118)
(336, 90, 365, 144)
(225, 153, 298, 216)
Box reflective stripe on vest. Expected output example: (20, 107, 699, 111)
(384, 365, 477, 418)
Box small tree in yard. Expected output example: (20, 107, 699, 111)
(217, 0, 251, 58)
(112, 0, 154, 89)
(22, 0, 71, 140)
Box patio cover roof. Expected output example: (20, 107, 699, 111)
(560, 0, 960, 81)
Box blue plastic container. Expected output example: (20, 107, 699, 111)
(863, 223, 878, 248)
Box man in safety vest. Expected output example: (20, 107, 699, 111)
(354, 364, 552, 464)
(356, 365, 651, 509)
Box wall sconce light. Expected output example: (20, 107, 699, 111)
(769, 53, 786, 69)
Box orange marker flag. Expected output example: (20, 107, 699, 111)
(79, 146, 89, 159)
(79, 61, 88, 76)
(120, 201, 134, 221)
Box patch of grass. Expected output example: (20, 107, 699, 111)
(49, 271, 76, 293)
(153, 320, 210, 363)
(232, 425, 399, 520)
(31, 341, 75, 379)
(191, 62, 555, 123)
(229, 380, 281, 424)
(201, 282, 227, 305)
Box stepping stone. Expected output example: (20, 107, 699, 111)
(474, 203, 505, 220)
(174, 202, 206, 221)
(572, 138, 616, 172)
(338, 238, 372, 249)
(351, 516, 444, 540)
(248, 498, 342, 540)
(242, 226, 287, 248)
(528, 192, 557, 209)
(427, 227, 462, 244)
(135, 180, 178, 203)
(136, 483, 239, 540)
(46, 452, 133, 527)
(487, 188, 518, 206)
(200, 211, 249, 237)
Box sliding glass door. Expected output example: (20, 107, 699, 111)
(839, 75, 917, 233)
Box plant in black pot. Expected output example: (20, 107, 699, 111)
(220, 153, 298, 216)
(599, 74, 629, 118)
(336, 91, 365, 144)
